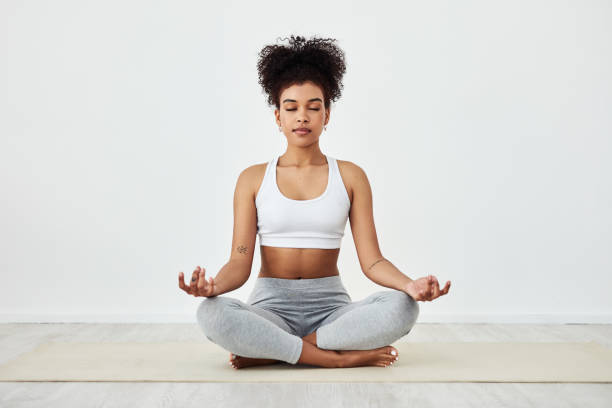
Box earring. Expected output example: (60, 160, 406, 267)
(324, 125, 327, 131)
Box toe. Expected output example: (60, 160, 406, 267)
(387, 346, 398, 357)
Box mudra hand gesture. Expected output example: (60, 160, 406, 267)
(178, 266, 216, 297)
(405, 275, 451, 302)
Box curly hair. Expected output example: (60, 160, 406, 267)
(256, 35, 347, 110)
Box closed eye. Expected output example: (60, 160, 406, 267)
(285, 108, 320, 111)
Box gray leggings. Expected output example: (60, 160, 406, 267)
(196, 275, 419, 365)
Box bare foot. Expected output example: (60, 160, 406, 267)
(337, 345, 399, 368)
(229, 353, 281, 369)
(228, 333, 317, 369)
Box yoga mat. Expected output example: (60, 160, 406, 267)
(0, 341, 610, 383)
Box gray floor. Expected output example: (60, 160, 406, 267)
(0, 323, 611, 407)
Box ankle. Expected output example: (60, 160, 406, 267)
(301, 331, 317, 346)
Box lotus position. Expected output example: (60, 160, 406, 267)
(178, 35, 451, 369)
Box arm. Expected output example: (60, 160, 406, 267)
(210, 259, 250, 297)
(211, 165, 259, 296)
(345, 162, 414, 293)
(364, 257, 413, 292)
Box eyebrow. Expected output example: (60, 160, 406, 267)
(282, 98, 323, 104)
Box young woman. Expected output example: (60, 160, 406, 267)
(179, 35, 451, 369)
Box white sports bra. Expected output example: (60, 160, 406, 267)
(255, 154, 351, 249)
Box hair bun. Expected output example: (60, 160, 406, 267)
(257, 34, 347, 109)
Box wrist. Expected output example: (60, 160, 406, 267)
(211, 281, 220, 297)
(404, 279, 416, 296)
(206, 276, 219, 297)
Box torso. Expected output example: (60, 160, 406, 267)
(253, 156, 353, 280)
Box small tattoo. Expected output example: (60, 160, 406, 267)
(236, 245, 248, 254)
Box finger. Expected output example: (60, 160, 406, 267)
(418, 278, 431, 299)
(190, 267, 199, 285)
(427, 277, 435, 298)
(194, 267, 204, 296)
(193, 271, 204, 296)
(178, 272, 191, 294)
(418, 288, 426, 301)
(197, 269, 205, 288)
(435, 281, 450, 298)
(189, 268, 199, 293)
(200, 271, 212, 296)
(432, 278, 441, 298)
(201, 267, 209, 296)
(442, 281, 451, 294)
(430, 287, 438, 300)
(206, 276, 215, 296)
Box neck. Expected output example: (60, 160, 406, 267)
(281, 147, 326, 166)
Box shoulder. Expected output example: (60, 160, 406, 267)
(337, 158, 368, 183)
(336, 159, 370, 203)
(235, 161, 270, 200)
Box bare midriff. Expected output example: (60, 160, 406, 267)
(257, 246, 340, 279)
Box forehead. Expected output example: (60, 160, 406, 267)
(280, 81, 324, 102)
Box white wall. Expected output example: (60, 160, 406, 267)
(1, 0, 610, 323)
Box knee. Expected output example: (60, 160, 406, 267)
(196, 296, 241, 339)
(196, 296, 216, 324)
(385, 290, 420, 334)
(196, 296, 240, 322)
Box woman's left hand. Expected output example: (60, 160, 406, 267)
(405, 275, 451, 302)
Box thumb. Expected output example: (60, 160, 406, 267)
(207, 277, 215, 295)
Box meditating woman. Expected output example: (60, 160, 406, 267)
(178, 35, 451, 369)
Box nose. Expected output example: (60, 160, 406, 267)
(297, 108, 309, 123)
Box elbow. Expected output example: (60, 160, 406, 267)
(229, 259, 252, 283)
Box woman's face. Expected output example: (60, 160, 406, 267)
(275, 81, 330, 144)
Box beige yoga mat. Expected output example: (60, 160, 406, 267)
(0, 341, 611, 383)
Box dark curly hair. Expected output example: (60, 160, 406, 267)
(256, 35, 347, 110)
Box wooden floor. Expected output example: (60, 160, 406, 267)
(0, 323, 611, 407)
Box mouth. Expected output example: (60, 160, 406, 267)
(293, 128, 311, 134)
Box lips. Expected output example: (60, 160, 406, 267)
(293, 128, 311, 133)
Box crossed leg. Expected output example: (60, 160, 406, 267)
(313, 290, 420, 350)
(196, 290, 418, 369)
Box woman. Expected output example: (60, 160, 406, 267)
(179, 35, 451, 369)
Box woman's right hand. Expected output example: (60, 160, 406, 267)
(178, 266, 216, 297)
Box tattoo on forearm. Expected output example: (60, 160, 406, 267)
(367, 257, 387, 273)
(236, 245, 248, 254)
